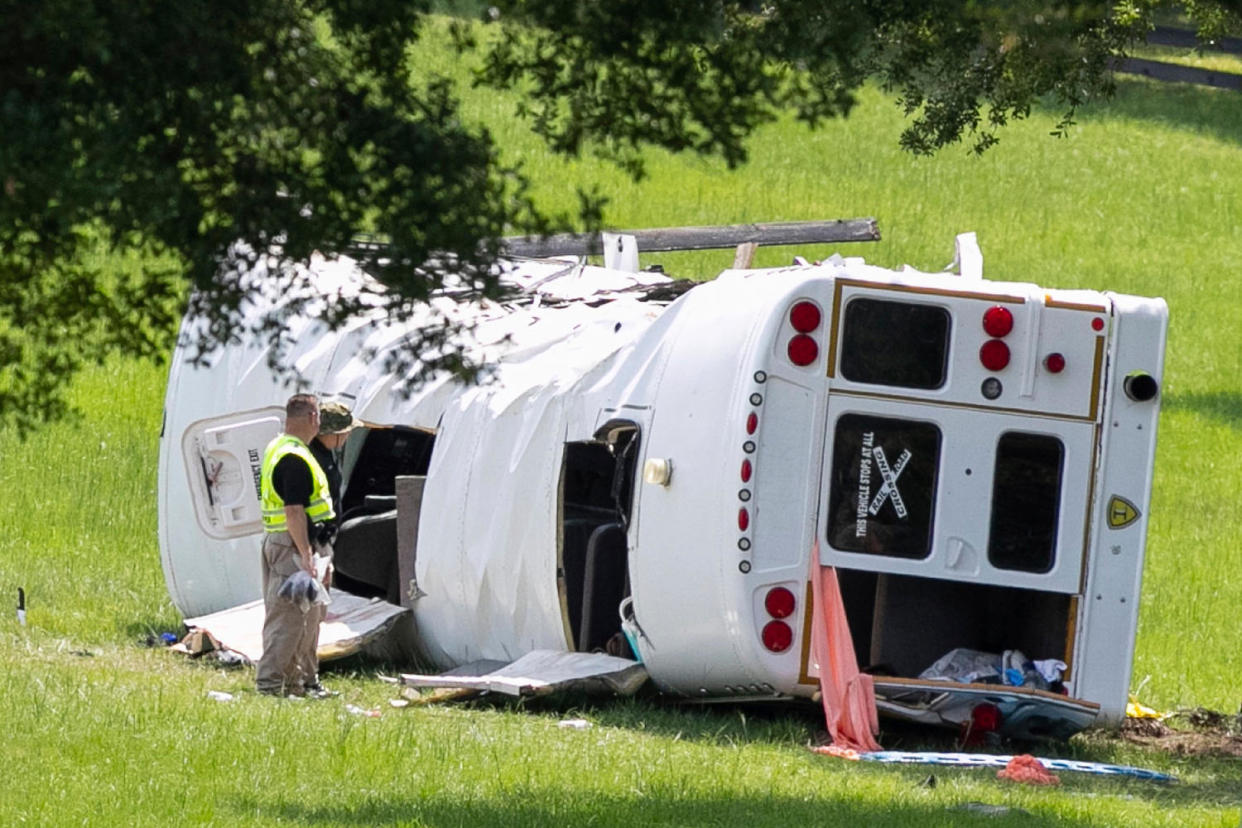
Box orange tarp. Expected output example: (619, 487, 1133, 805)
(809, 544, 881, 752)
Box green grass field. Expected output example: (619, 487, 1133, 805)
(2, 24, 1242, 827)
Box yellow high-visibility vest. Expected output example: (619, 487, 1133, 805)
(259, 434, 335, 532)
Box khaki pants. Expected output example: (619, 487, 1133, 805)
(256, 532, 332, 695)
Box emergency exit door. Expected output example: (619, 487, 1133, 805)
(814, 280, 1109, 594)
(818, 396, 1095, 593)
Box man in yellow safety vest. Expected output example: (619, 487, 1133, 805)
(256, 393, 336, 697)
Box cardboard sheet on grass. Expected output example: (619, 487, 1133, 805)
(401, 650, 648, 697)
(182, 592, 410, 663)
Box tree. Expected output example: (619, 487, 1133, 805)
(0, 0, 1235, 432)
(1, 0, 548, 432)
(478, 1, 1239, 166)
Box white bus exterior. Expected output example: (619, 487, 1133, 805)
(158, 235, 1166, 737)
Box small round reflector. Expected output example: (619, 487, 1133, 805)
(982, 306, 1014, 337)
(1091, 317, 1105, 332)
(740, 458, 752, 482)
(764, 586, 796, 619)
(979, 339, 1010, 371)
(788, 335, 818, 366)
(789, 301, 821, 333)
(1044, 353, 1066, 373)
(761, 620, 793, 652)
(746, 412, 758, 434)
(738, 507, 749, 531)
(981, 377, 1003, 400)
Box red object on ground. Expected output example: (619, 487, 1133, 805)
(997, 754, 1061, 786)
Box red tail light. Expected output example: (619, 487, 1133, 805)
(1044, 353, 1066, 373)
(790, 301, 822, 333)
(746, 412, 758, 434)
(979, 339, 1010, 371)
(761, 620, 793, 652)
(982, 306, 1013, 337)
(738, 507, 749, 531)
(740, 458, 752, 483)
(971, 703, 1002, 732)
(764, 586, 796, 619)
(787, 335, 818, 366)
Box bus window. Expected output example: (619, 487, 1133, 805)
(840, 298, 950, 389)
(988, 432, 1064, 573)
(826, 413, 941, 559)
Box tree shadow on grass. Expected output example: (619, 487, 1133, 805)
(229, 788, 1072, 828)
(1159, 391, 1242, 428)
(1062, 76, 1242, 148)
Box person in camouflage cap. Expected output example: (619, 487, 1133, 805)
(294, 401, 362, 698)
(319, 401, 362, 436)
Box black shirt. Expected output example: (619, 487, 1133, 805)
(271, 453, 313, 506)
(308, 438, 343, 516)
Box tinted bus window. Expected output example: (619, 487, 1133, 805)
(840, 298, 950, 389)
(826, 414, 941, 559)
(988, 432, 1064, 573)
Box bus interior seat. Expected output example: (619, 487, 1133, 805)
(577, 523, 628, 653)
(332, 508, 399, 604)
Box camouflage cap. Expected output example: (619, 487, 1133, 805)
(319, 401, 362, 435)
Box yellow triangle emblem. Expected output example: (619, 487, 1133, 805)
(1107, 495, 1139, 529)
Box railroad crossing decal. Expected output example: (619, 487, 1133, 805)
(855, 431, 913, 537)
(869, 446, 911, 519)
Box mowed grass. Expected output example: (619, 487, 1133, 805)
(3, 22, 1242, 826)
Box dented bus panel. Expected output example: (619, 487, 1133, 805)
(158, 234, 1166, 737)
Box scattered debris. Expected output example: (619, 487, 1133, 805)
(206, 690, 235, 703)
(814, 749, 1177, 783)
(997, 754, 1060, 786)
(399, 650, 648, 698)
(1175, 706, 1242, 734)
(202, 648, 249, 668)
(1126, 694, 1165, 720)
(811, 744, 862, 761)
(16, 587, 26, 626)
(181, 594, 410, 663)
(558, 718, 593, 730)
(345, 704, 381, 718)
(170, 629, 222, 656)
(1121, 716, 1171, 739)
(400, 686, 485, 706)
(1115, 706, 1242, 758)
(388, 698, 410, 709)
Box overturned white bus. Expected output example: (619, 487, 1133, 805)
(158, 224, 1166, 739)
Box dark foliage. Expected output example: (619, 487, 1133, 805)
(0, 1, 1236, 431)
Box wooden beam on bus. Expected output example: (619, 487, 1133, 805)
(500, 218, 880, 259)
